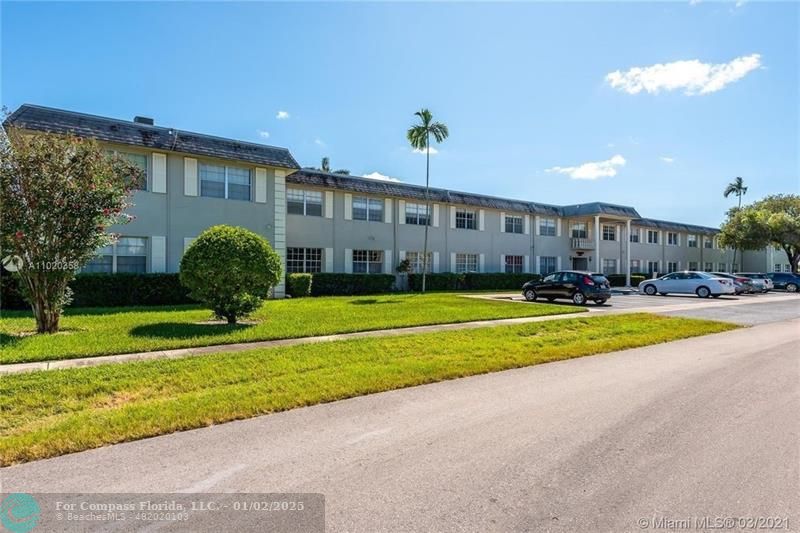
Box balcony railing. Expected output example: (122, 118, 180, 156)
(571, 238, 595, 250)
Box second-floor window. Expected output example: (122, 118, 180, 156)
(647, 230, 659, 244)
(539, 218, 556, 236)
(630, 230, 640, 243)
(602, 225, 616, 241)
(505, 215, 523, 234)
(353, 196, 383, 222)
(571, 223, 588, 239)
(405, 203, 430, 225)
(704, 237, 713, 249)
(287, 188, 323, 216)
(688, 234, 698, 248)
(504, 255, 523, 273)
(667, 232, 679, 246)
(287, 247, 322, 273)
(108, 150, 148, 190)
(200, 163, 251, 201)
(456, 209, 477, 230)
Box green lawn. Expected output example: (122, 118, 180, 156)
(0, 294, 582, 364)
(0, 313, 737, 465)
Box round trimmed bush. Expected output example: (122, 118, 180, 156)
(179, 225, 282, 324)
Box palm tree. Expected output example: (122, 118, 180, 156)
(724, 176, 748, 269)
(315, 157, 349, 175)
(407, 109, 449, 292)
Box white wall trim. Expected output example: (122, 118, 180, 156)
(152, 153, 167, 194)
(478, 210, 485, 231)
(183, 157, 198, 196)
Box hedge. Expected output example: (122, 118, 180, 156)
(605, 274, 646, 287)
(308, 273, 396, 296)
(1, 271, 27, 310)
(408, 272, 542, 292)
(286, 273, 313, 297)
(1, 273, 195, 310)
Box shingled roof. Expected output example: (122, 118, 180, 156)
(633, 218, 719, 235)
(3, 104, 300, 170)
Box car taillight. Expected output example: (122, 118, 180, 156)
(583, 276, 595, 286)
(736, 277, 748, 283)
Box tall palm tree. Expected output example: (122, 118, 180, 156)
(407, 109, 449, 292)
(724, 176, 748, 269)
(316, 157, 350, 175)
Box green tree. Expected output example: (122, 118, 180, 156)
(0, 128, 142, 333)
(723, 176, 748, 267)
(719, 194, 800, 273)
(407, 109, 449, 292)
(317, 157, 349, 175)
(179, 225, 282, 324)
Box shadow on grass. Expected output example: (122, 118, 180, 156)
(348, 299, 402, 306)
(0, 333, 20, 348)
(130, 322, 254, 339)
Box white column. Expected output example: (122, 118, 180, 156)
(626, 219, 631, 287)
(594, 215, 600, 269)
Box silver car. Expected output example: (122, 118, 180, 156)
(734, 272, 774, 293)
(638, 271, 736, 298)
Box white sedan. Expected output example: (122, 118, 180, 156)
(638, 271, 736, 298)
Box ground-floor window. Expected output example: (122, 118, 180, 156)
(85, 237, 147, 273)
(775, 263, 782, 272)
(647, 261, 659, 275)
(718, 262, 726, 272)
(602, 258, 617, 275)
(353, 250, 383, 274)
(504, 255, 523, 273)
(455, 253, 479, 273)
(405, 251, 432, 273)
(667, 261, 678, 273)
(732, 263, 739, 272)
(539, 256, 557, 275)
(287, 247, 323, 273)
(705, 262, 713, 272)
(786, 264, 793, 273)
(630, 259, 641, 272)
(688, 261, 698, 271)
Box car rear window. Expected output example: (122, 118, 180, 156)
(591, 274, 609, 283)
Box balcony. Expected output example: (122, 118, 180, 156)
(571, 238, 595, 250)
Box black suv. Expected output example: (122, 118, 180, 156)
(766, 272, 799, 292)
(522, 270, 612, 305)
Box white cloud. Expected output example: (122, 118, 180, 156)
(660, 156, 675, 163)
(276, 110, 290, 120)
(412, 147, 439, 155)
(605, 54, 762, 95)
(545, 155, 626, 180)
(735, 0, 746, 7)
(689, 0, 702, 5)
(314, 138, 326, 148)
(363, 171, 401, 183)
(257, 130, 270, 139)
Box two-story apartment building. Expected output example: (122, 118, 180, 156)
(4, 104, 781, 297)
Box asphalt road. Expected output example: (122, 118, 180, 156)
(3, 316, 798, 532)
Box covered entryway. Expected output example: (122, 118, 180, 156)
(572, 257, 589, 271)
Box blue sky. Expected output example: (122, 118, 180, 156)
(2, 1, 797, 227)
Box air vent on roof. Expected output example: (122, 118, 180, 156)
(134, 116, 154, 125)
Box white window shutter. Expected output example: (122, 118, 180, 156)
(433, 251, 440, 273)
(183, 237, 195, 254)
(479, 210, 485, 231)
(325, 248, 334, 272)
(450, 206, 456, 229)
(344, 193, 352, 220)
(325, 191, 334, 219)
(557, 219, 562, 237)
(500, 254, 506, 271)
(639, 228, 644, 242)
(384, 198, 392, 223)
(524, 215, 530, 235)
(432, 204, 440, 227)
(479, 253, 485, 272)
(678, 233, 682, 246)
(450, 252, 457, 272)
(384, 250, 393, 274)
(344, 248, 353, 274)
(152, 153, 167, 194)
(183, 158, 198, 196)
(557, 256, 562, 271)
(398, 200, 406, 224)
(535, 216, 541, 236)
(399, 250, 406, 261)
(500, 212, 506, 232)
(535, 255, 541, 274)
(255, 168, 267, 203)
(151, 236, 166, 273)
(524, 255, 530, 273)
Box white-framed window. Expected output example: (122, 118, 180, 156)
(539, 218, 556, 236)
(107, 150, 148, 190)
(405, 251, 432, 273)
(602, 258, 617, 275)
(704, 237, 713, 249)
(602, 225, 616, 241)
(455, 253, 479, 273)
(629, 230, 640, 243)
(405, 203, 430, 225)
(705, 262, 713, 271)
(199, 163, 251, 201)
(732, 263, 739, 273)
(718, 262, 726, 272)
(775, 263, 782, 272)
(352, 250, 383, 274)
(456, 209, 477, 230)
(85, 237, 147, 273)
(539, 256, 557, 275)
(505, 215, 523, 234)
(667, 261, 679, 273)
(646, 261, 659, 275)
(687, 234, 698, 248)
(688, 261, 699, 271)
(571, 223, 588, 239)
(287, 188, 323, 216)
(630, 259, 641, 272)
(786, 264, 793, 273)
(353, 196, 383, 222)
(667, 232, 679, 246)
(504, 255, 524, 273)
(647, 230, 659, 244)
(287, 247, 322, 273)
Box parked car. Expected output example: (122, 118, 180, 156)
(734, 272, 774, 293)
(522, 271, 612, 305)
(765, 272, 800, 292)
(638, 271, 736, 298)
(710, 272, 755, 295)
